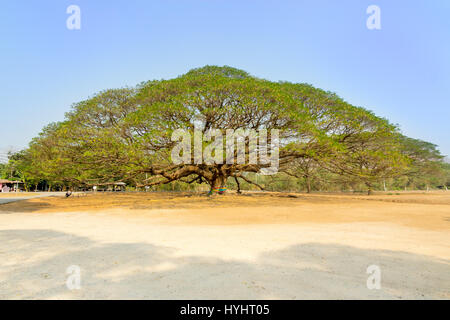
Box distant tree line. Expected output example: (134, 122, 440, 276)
(2, 66, 449, 194)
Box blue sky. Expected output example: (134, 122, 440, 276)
(1, 0, 449, 159)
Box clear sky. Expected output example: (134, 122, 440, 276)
(1, 0, 449, 160)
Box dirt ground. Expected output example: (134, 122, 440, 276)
(0, 191, 449, 299)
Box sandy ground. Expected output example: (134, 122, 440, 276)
(0, 191, 449, 299)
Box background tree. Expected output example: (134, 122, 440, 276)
(397, 136, 445, 190)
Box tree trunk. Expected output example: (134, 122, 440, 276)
(366, 182, 373, 196)
(209, 173, 228, 195)
(234, 176, 242, 194)
(305, 176, 311, 193)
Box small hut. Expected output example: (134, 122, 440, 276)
(0, 179, 24, 192)
(92, 182, 126, 192)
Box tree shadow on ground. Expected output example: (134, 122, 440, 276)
(0, 200, 52, 213)
(0, 229, 448, 299)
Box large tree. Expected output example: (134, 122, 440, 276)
(17, 66, 408, 194)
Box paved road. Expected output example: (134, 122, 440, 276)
(0, 193, 65, 205)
